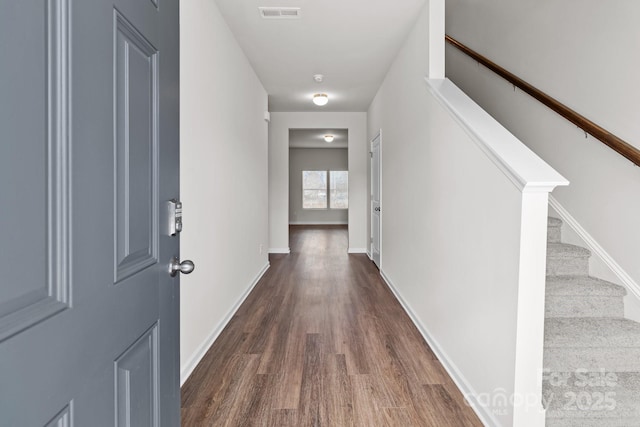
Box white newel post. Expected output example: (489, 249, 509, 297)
(513, 190, 554, 427)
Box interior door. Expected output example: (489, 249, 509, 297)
(0, 0, 181, 425)
(371, 133, 381, 268)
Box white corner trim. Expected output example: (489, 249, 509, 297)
(269, 247, 291, 254)
(549, 196, 640, 300)
(424, 77, 569, 193)
(347, 248, 368, 254)
(427, 0, 445, 79)
(380, 269, 503, 427)
(180, 262, 270, 386)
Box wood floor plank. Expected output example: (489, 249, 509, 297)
(415, 384, 483, 427)
(269, 318, 306, 409)
(351, 375, 385, 427)
(320, 354, 354, 427)
(297, 334, 323, 426)
(181, 225, 483, 426)
(200, 354, 260, 427)
(381, 407, 425, 426)
(269, 409, 298, 427)
(181, 329, 250, 408)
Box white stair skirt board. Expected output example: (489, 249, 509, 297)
(268, 248, 291, 254)
(549, 196, 640, 301)
(380, 270, 501, 427)
(347, 248, 368, 254)
(180, 262, 270, 386)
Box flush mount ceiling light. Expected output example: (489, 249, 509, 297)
(313, 93, 329, 106)
(324, 135, 335, 143)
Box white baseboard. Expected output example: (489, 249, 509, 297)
(269, 247, 290, 254)
(549, 196, 640, 301)
(289, 221, 348, 225)
(347, 248, 368, 254)
(380, 269, 502, 427)
(180, 262, 270, 386)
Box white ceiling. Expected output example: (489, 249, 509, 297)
(214, 0, 427, 112)
(289, 129, 348, 149)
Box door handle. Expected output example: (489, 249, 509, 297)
(169, 257, 195, 277)
(374, 207, 381, 212)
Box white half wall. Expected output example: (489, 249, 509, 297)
(269, 112, 367, 252)
(445, 0, 640, 301)
(367, 3, 566, 426)
(180, 0, 269, 384)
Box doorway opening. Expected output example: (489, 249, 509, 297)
(288, 129, 349, 227)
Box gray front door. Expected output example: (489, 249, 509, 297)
(0, 0, 180, 425)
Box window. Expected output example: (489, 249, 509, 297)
(302, 171, 327, 209)
(302, 170, 348, 209)
(330, 171, 348, 209)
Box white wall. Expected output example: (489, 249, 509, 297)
(180, 0, 269, 384)
(269, 112, 367, 253)
(445, 0, 640, 315)
(289, 148, 348, 224)
(368, 3, 566, 425)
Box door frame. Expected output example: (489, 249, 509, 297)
(286, 127, 350, 231)
(370, 130, 382, 267)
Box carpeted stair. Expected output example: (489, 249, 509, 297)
(544, 217, 640, 426)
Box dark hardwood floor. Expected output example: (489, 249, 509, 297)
(181, 225, 483, 426)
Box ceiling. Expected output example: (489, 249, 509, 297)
(214, 0, 427, 112)
(289, 129, 348, 149)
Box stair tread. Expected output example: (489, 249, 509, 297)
(548, 217, 563, 227)
(546, 318, 640, 348)
(547, 417, 640, 427)
(546, 276, 627, 297)
(543, 370, 640, 392)
(547, 242, 591, 258)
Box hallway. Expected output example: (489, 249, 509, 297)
(181, 226, 482, 426)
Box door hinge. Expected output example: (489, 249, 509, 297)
(369, 151, 373, 158)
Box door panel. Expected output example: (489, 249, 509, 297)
(115, 324, 159, 427)
(45, 404, 72, 427)
(114, 10, 159, 282)
(0, 0, 71, 342)
(0, 0, 180, 424)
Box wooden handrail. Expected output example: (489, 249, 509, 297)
(445, 35, 640, 167)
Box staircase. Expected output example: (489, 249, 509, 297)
(544, 217, 640, 426)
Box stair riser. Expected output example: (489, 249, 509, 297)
(546, 296, 624, 318)
(547, 418, 640, 427)
(545, 348, 640, 373)
(548, 226, 562, 243)
(547, 256, 590, 276)
(543, 373, 640, 420)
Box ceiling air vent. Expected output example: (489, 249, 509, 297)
(259, 7, 301, 19)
